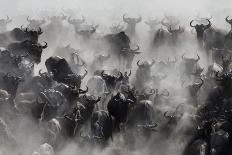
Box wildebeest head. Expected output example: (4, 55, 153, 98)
(181, 54, 200, 75)
(19, 40, 47, 63)
(145, 18, 161, 32)
(101, 70, 123, 91)
(38, 69, 53, 88)
(137, 59, 155, 74)
(187, 78, 204, 97)
(110, 23, 125, 34)
(79, 94, 101, 109)
(161, 15, 180, 29)
(190, 19, 211, 40)
(48, 14, 67, 23)
(168, 26, 184, 39)
(123, 14, 141, 36)
(65, 70, 88, 88)
(136, 59, 155, 83)
(19, 26, 43, 43)
(76, 24, 99, 37)
(121, 45, 141, 68)
(0, 16, 12, 32)
(107, 92, 135, 127)
(68, 16, 85, 28)
(123, 14, 142, 25)
(27, 16, 46, 29)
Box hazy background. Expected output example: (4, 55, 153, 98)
(0, 0, 231, 154)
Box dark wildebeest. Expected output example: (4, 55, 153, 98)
(107, 92, 134, 131)
(0, 27, 43, 47)
(7, 40, 47, 64)
(190, 19, 211, 48)
(45, 56, 87, 89)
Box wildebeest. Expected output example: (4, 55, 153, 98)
(67, 15, 85, 33)
(190, 19, 211, 48)
(123, 14, 142, 39)
(0, 72, 24, 100)
(107, 92, 134, 131)
(101, 70, 123, 92)
(134, 59, 155, 90)
(45, 56, 87, 88)
(0, 16, 12, 33)
(7, 40, 47, 64)
(0, 26, 43, 47)
(101, 31, 141, 69)
(179, 54, 201, 79)
(80, 110, 113, 145)
(26, 16, 46, 29)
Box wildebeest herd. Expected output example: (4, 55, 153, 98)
(0, 13, 232, 155)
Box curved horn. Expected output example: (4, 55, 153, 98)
(132, 45, 140, 52)
(101, 70, 107, 78)
(150, 59, 155, 67)
(95, 97, 101, 103)
(225, 16, 232, 24)
(137, 60, 142, 67)
(81, 70, 88, 79)
(42, 41, 48, 49)
(24, 27, 28, 33)
(181, 54, 186, 60)
(20, 25, 24, 30)
(38, 27, 43, 34)
(195, 54, 200, 62)
(39, 69, 43, 76)
(6, 16, 12, 23)
(117, 71, 123, 81)
(190, 20, 196, 27)
(123, 14, 129, 23)
(161, 18, 169, 27)
(128, 70, 131, 76)
(27, 16, 31, 22)
(204, 19, 211, 29)
(79, 86, 88, 94)
(197, 78, 204, 88)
